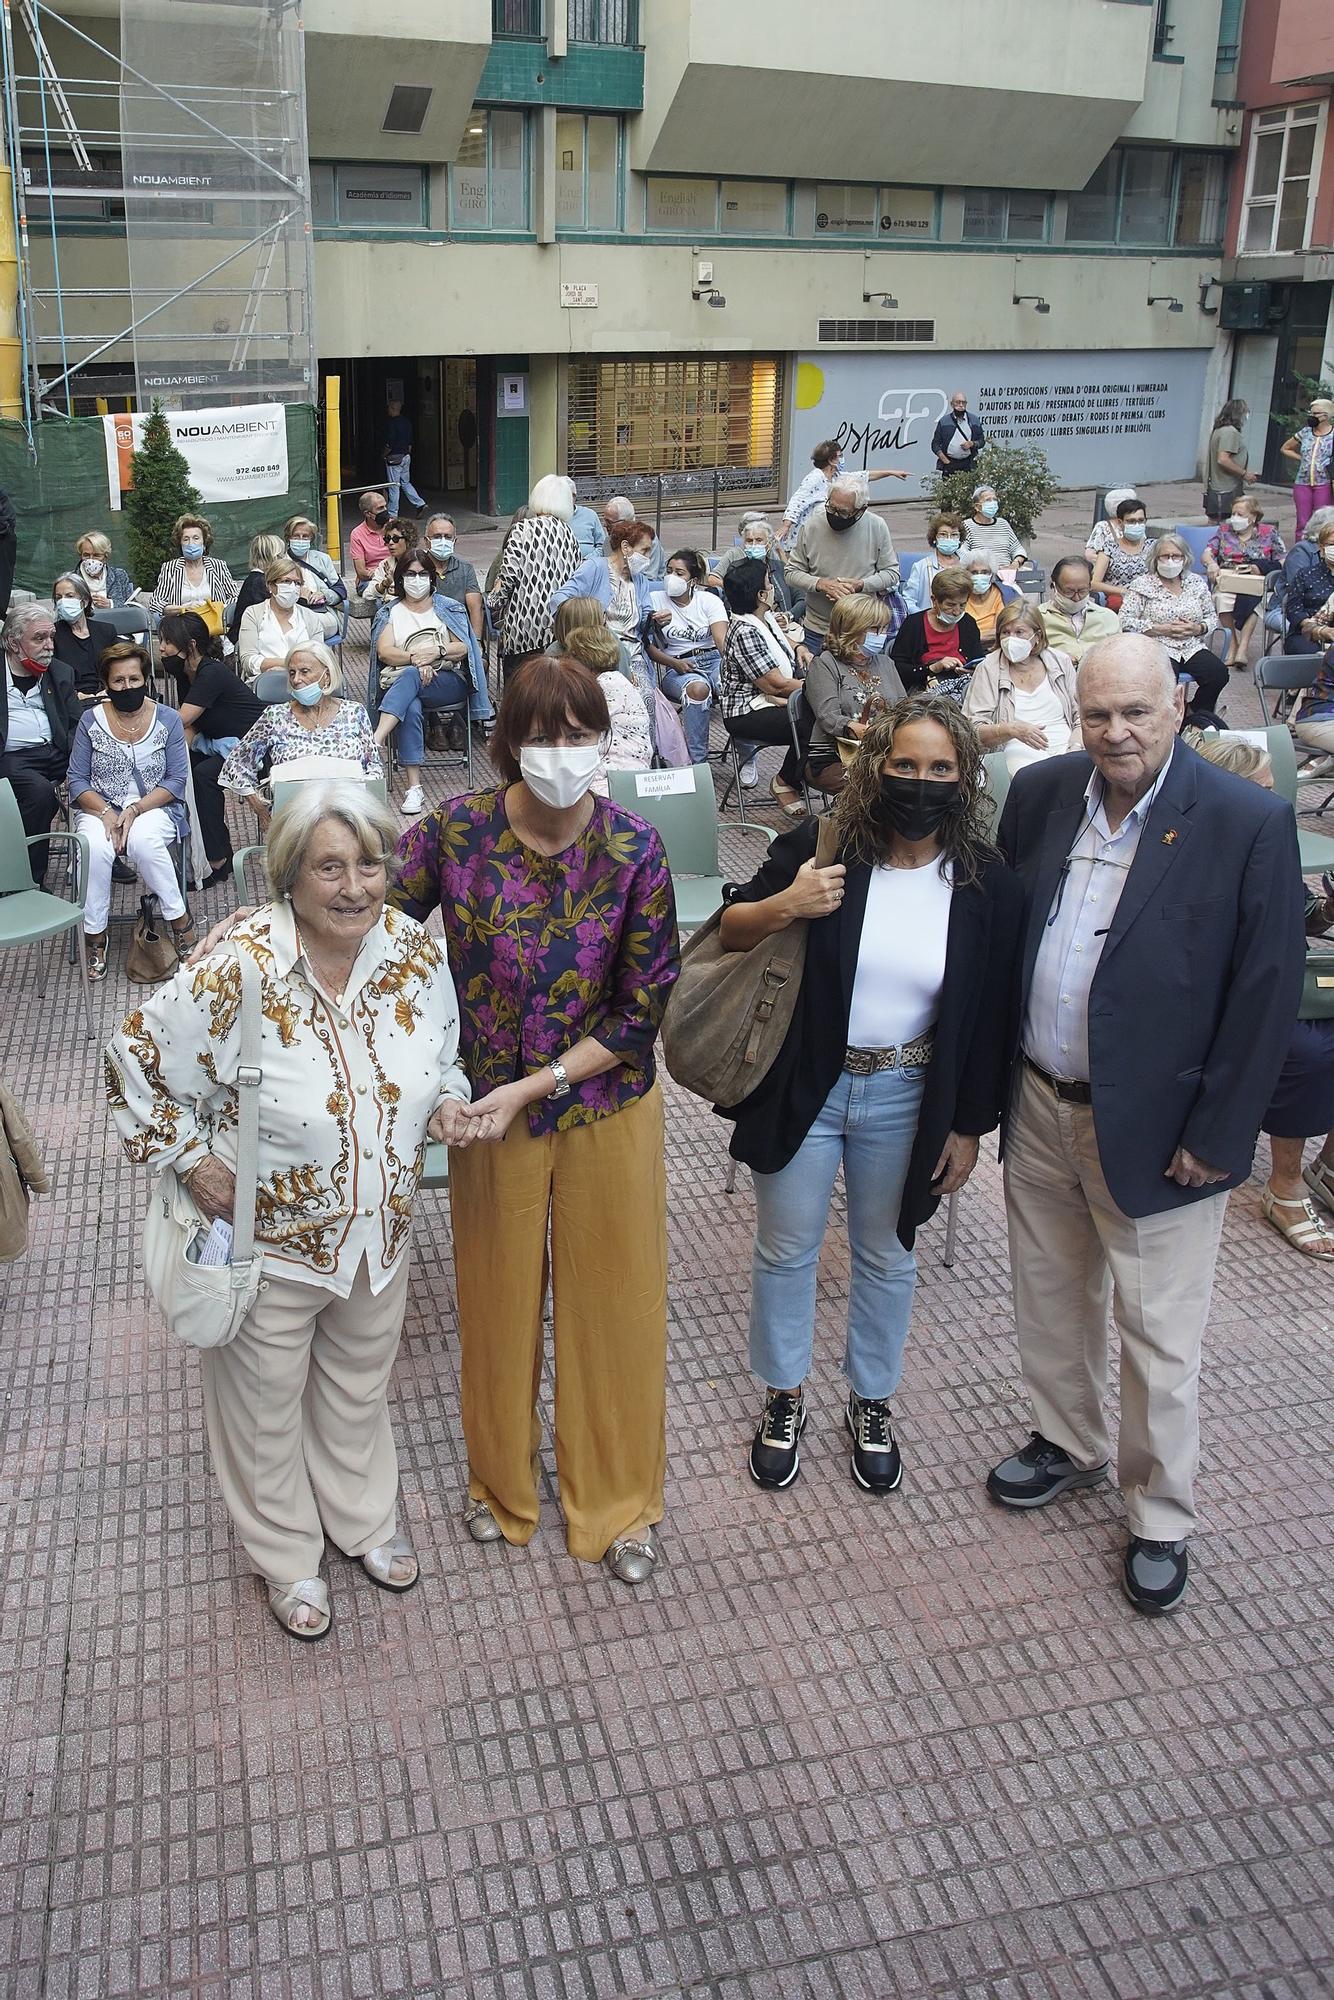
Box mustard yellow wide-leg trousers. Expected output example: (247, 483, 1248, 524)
(448, 1084, 667, 1562)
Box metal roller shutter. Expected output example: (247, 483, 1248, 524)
(566, 355, 783, 506)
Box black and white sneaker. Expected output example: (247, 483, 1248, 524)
(844, 1392, 902, 1494)
(749, 1389, 808, 1489)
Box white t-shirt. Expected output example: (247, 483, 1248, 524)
(846, 860, 953, 1050)
(1005, 677, 1071, 774)
(388, 602, 444, 648)
(651, 587, 726, 659)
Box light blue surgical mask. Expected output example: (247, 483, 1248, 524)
(181, 540, 205, 560)
(55, 596, 83, 623)
(970, 572, 993, 594)
(979, 500, 999, 521)
(936, 609, 964, 627)
(291, 680, 325, 708)
(743, 542, 767, 562)
(1122, 521, 1147, 542)
(429, 537, 454, 560)
(935, 536, 960, 556)
(288, 538, 311, 559)
(862, 629, 888, 655)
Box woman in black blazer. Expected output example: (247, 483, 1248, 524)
(719, 694, 1022, 1495)
(891, 564, 981, 696)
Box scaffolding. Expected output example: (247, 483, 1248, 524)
(0, 0, 316, 430)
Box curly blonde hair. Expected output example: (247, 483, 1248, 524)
(832, 693, 998, 886)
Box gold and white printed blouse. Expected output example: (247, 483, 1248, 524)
(105, 898, 469, 1296)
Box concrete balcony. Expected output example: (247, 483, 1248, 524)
(633, 0, 1155, 189)
(303, 0, 492, 163)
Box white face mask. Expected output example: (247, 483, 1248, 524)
(665, 573, 690, 600)
(1001, 635, 1034, 664)
(1157, 558, 1184, 579)
(402, 573, 433, 600)
(520, 742, 603, 810)
(274, 580, 302, 609)
(626, 550, 652, 576)
(80, 558, 105, 578)
(1323, 546, 1334, 567)
(1228, 515, 1250, 533)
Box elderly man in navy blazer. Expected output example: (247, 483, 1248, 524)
(988, 633, 1305, 1614)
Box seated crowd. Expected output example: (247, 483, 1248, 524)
(2, 431, 1331, 1653)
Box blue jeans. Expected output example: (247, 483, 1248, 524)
(658, 650, 721, 762)
(379, 664, 469, 765)
(749, 1065, 927, 1400)
(193, 732, 240, 758)
(386, 452, 424, 514)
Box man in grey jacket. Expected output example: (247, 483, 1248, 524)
(785, 474, 900, 650)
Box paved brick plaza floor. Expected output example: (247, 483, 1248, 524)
(3, 576, 1333, 1999)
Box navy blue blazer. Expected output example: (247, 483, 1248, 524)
(997, 742, 1306, 1218)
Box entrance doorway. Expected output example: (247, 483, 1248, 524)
(322, 356, 482, 514)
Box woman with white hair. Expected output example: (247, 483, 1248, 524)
(219, 643, 380, 832)
(73, 529, 134, 610)
(960, 547, 1008, 651)
(105, 781, 472, 1641)
(1280, 396, 1334, 538)
(1119, 532, 1226, 722)
(962, 485, 1027, 572)
(486, 474, 582, 677)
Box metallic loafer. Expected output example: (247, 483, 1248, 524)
(605, 1530, 656, 1586)
(463, 1499, 504, 1545)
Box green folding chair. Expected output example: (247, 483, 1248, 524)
(0, 781, 94, 1038)
(607, 764, 770, 931)
(1213, 724, 1334, 875)
(420, 1141, 449, 1190)
(232, 770, 393, 903)
(980, 750, 1012, 840)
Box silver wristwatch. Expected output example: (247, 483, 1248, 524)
(547, 1059, 571, 1100)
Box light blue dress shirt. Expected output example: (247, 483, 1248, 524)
(1023, 750, 1174, 1082)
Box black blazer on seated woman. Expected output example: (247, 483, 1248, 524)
(721, 817, 1024, 1247)
(890, 608, 983, 691)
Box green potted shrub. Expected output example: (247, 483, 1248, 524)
(928, 441, 1058, 547)
(124, 402, 201, 591)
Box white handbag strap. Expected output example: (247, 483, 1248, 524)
(231, 946, 263, 1268)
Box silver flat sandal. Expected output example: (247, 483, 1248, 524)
(360, 1532, 419, 1593)
(266, 1576, 331, 1641)
(606, 1531, 656, 1586)
(463, 1499, 504, 1544)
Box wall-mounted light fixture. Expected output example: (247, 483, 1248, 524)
(1148, 294, 1184, 312)
(691, 285, 727, 309)
(1013, 293, 1050, 314)
(861, 291, 899, 310)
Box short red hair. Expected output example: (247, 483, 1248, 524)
(489, 655, 611, 783)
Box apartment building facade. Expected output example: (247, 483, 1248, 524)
(21, 0, 1248, 513)
(1218, 0, 1334, 478)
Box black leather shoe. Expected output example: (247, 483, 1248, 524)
(986, 1432, 1108, 1509)
(1123, 1536, 1188, 1615)
(749, 1389, 807, 1489)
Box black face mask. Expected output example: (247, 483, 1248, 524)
(108, 684, 147, 714)
(875, 775, 960, 842)
(826, 506, 862, 532)
(373, 510, 390, 528)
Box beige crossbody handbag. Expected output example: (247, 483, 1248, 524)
(141, 947, 263, 1348)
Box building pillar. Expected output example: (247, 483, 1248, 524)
(528, 355, 560, 489)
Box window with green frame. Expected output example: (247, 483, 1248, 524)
(1064, 145, 1229, 247)
(311, 162, 427, 231)
(450, 109, 529, 231)
(555, 114, 621, 231)
(961, 188, 1050, 242)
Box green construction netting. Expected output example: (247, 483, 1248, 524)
(0, 405, 320, 596)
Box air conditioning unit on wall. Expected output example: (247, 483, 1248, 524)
(1219, 282, 1273, 331)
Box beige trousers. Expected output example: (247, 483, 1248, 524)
(1003, 1065, 1227, 1541)
(448, 1084, 667, 1563)
(201, 1252, 411, 1583)
(1295, 717, 1334, 755)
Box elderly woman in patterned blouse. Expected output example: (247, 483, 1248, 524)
(485, 474, 583, 678)
(392, 655, 680, 1587)
(105, 783, 471, 1643)
(219, 643, 380, 831)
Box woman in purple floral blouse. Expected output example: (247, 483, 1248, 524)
(392, 656, 680, 1586)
